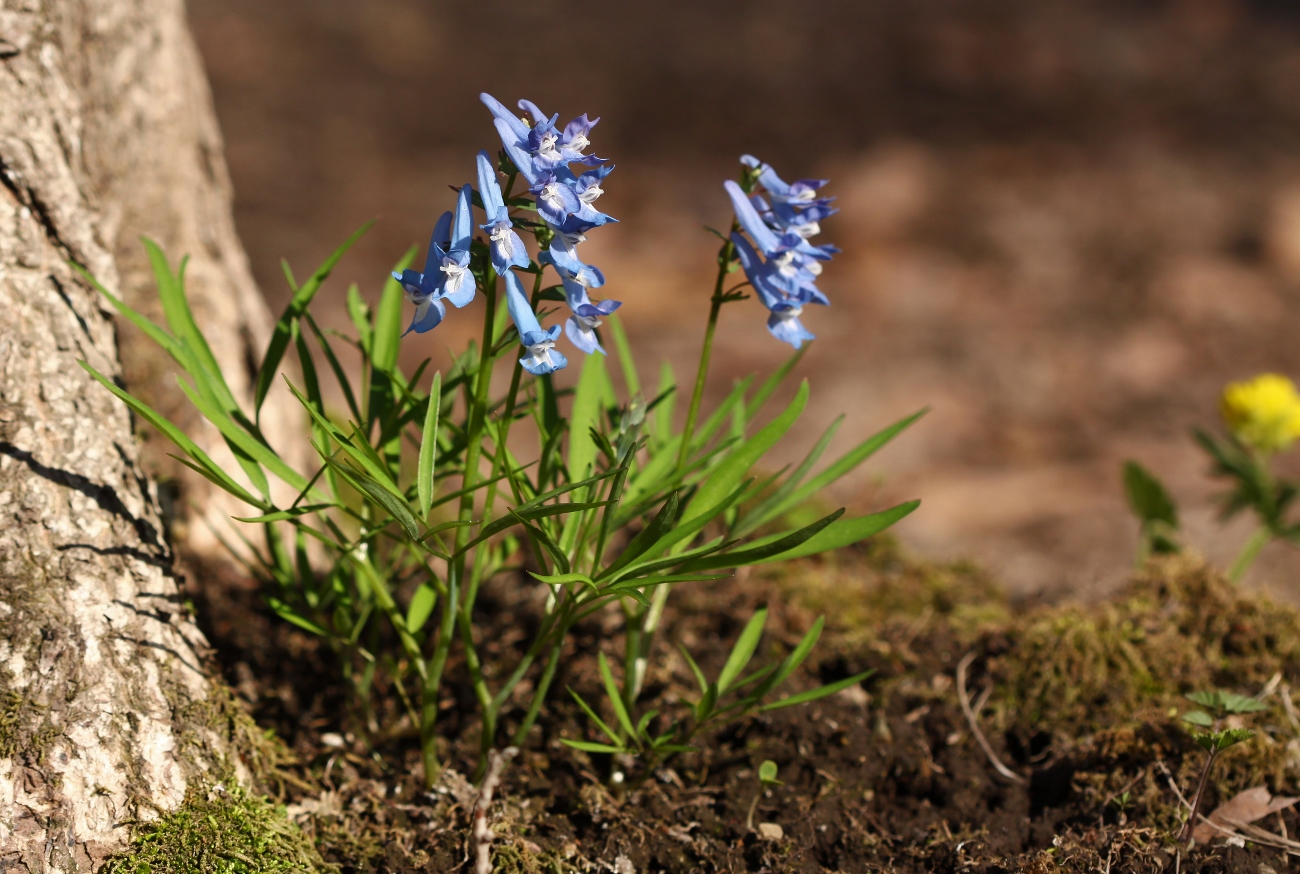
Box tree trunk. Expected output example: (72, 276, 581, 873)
(0, 0, 283, 868)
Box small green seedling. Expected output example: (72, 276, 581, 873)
(1122, 460, 1181, 563)
(746, 760, 783, 831)
(1177, 689, 1268, 844)
(563, 609, 872, 782)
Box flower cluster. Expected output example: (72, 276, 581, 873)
(726, 155, 838, 349)
(393, 93, 623, 375)
(1221, 373, 1300, 454)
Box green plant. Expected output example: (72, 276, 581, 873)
(1123, 372, 1300, 580)
(80, 95, 921, 787)
(564, 609, 870, 776)
(746, 760, 783, 831)
(1177, 689, 1268, 844)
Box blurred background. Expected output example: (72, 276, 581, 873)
(187, 0, 1300, 599)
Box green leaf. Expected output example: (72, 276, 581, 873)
(751, 501, 920, 564)
(759, 670, 874, 712)
(568, 352, 607, 483)
(678, 644, 709, 694)
(598, 652, 637, 741)
(303, 315, 362, 422)
(285, 380, 400, 491)
(683, 380, 809, 524)
(742, 409, 925, 534)
(510, 511, 570, 574)
(528, 571, 596, 589)
(74, 263, 184, 362)
(758, 760, 782, 785)
(78, 361, 266, 509)
(461, 501, 610, 556)
(265, 597, 329, 637)
(1123, 460, 1178, 527)
(233, 504, 334, 523)
(751, 617, 825, 700)
(1181, 710, 1214, 727)
(655, 362, 677, 447)
(1220, 691, 1268, 714)
(678, 509, 846, 573)
(324, 457, 420, 540)
(144, 240, 238, 411)
(745, 347, 806, 422)
(405, 582, 437, 634)
(1216, 728, 1255, 750)
(567, 687, 622, 746)
(599, 492, 681, 579)
(417, 372, 442, 519)
(346, 284, 373, 355)
(254, 222, 372, 414)
(607, 312, 640, 396)
(174, 377, 307, 495)
(560, 739, 625, 754)
(371, 250, 411, 378)
(717, 609, 767, 694)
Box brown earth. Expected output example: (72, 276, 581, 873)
(177, 542, 1300, 874)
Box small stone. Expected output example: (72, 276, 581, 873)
(320, 732, 345, 749)
(757, 822, 784, 841)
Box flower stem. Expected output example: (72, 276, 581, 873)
(1228, 525, 1271, 582)
(420, 275, 499, 787)
(677, 232, 737, 469)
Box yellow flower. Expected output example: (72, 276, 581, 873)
(1220, 373, 1300, 454)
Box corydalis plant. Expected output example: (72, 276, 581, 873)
(81, 92, 922, 790)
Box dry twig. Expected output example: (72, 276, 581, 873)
(471, 746, 519, 874)
(956, 652, 1024, 784)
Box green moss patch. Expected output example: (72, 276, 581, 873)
(104, 782, 326, 874)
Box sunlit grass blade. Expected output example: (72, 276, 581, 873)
(750, 500, 920, 564)
(78, 360, 268, 509)
(678, 644, 709, 694)
(683, 380, 808, 525)
(753, 408, 926, 530)
(733, 415, 842, 537)
(254, 221, 373, 416)
(303, 314, 362, 423)
(598, 652, 637, 740)
(234, 504, 334, 523)
(717, 608, 764, 697)
(175, 377, 309, 495)
(144, 239, 239, 411)
(655, 362, 676, 447)
(599, 491, 680, 579)
(758, 670, 874, 712)
(418, 371, 442, 519)
(565, 687, 623, 747)
(405, 582, 437, 635)
(677, 508, 845, 573)
(323, 457, 420, 540)
(607, 312, 640, 396)
(744, 347, 806, 422)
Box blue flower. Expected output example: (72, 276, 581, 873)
(541, 228, 605, 290)
(561, 273, 621, 355)
(725, 180, 825, 299)
(503, 269, 567, 375)
(531, 170, 583, 225)
(482, 93, 607, 181)
(730, 229, 822, 350)
(741, 155, 833, 206)
(394, 211, 451, 334)
(476, 150, 529, 275)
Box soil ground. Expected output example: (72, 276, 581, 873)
(180, 543, 1300, 873)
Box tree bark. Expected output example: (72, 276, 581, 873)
(0, 0, 281, 869)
